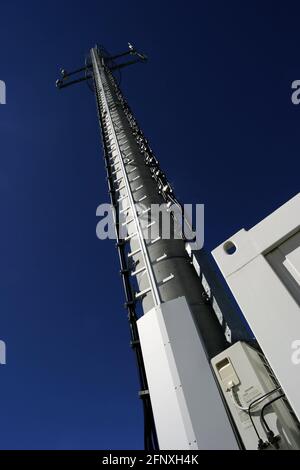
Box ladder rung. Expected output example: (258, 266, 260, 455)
(120, 205, 131, 214)
(131, 266, 147, 277)
(162, 273, 174, 284)
(135, 287, 152, 300)
(146, 221, 156, 229)
(125, 232, 138, 242)
(132, 175, 140, 182)
(140, 207, 151, 215)
(132, 185, 143, 193)
(122, 218, 134, 226)
(128, 248, 142, 258)
(116, 184, 126, 192)
(113, 176, 123, 184)
(151, 236, 161, 245)
(156, 253, 167, 262)
(127, 167, 137, 174)
(117, 194, 128, 202)
(123, 151, 133, 158)
(137, 195, 147, 203)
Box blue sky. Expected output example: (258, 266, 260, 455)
(0, 0, 299, 449)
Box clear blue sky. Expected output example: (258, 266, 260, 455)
(0, 0, 299, 449)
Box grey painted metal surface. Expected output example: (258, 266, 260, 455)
(212, 342, 300, 450)
(212, 193, 300, 424)
(138, 297, 239, 449)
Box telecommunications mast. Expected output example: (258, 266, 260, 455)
(56, 44, 300, 451)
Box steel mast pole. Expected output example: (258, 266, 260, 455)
(57, 44, 247, 449)
(91, 45, 230, 352)
(89, 46, 239, 449)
